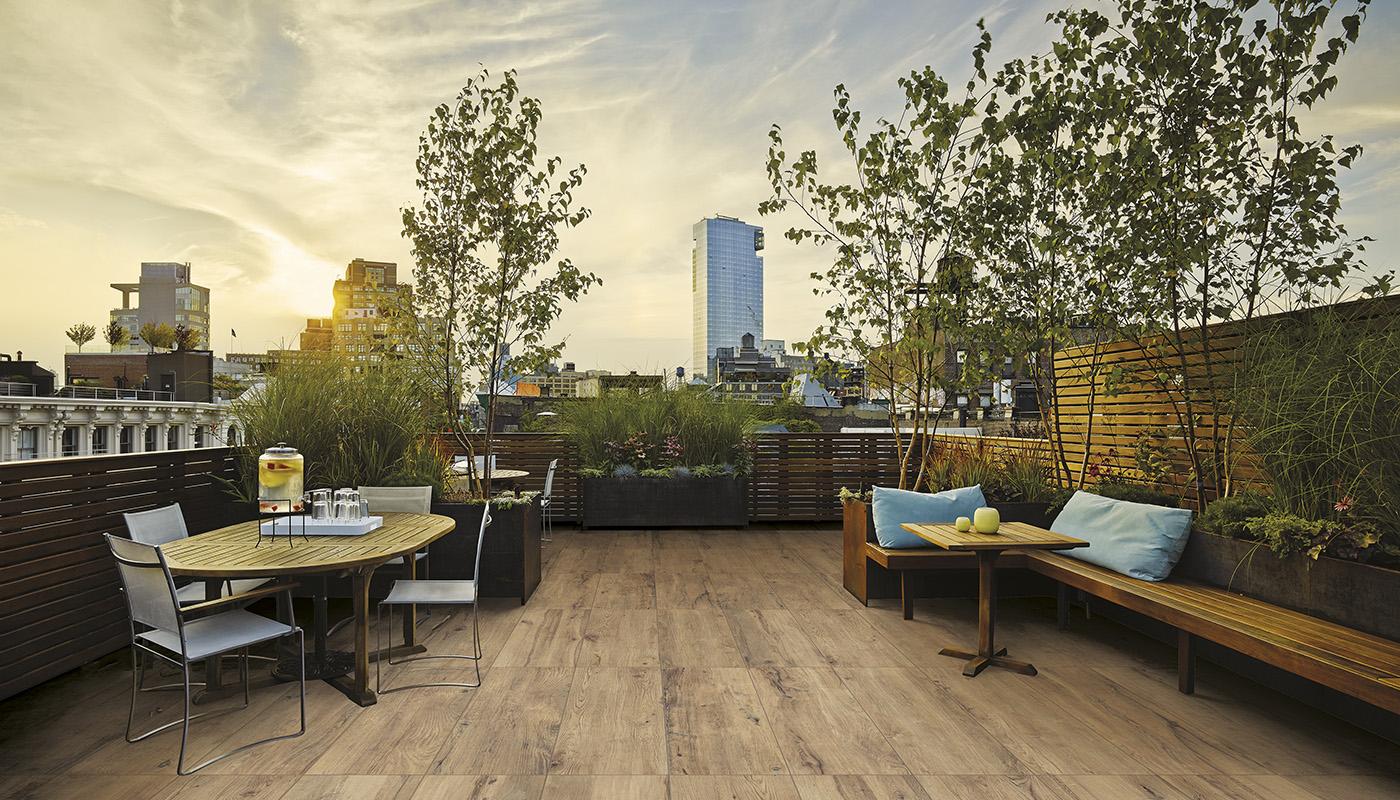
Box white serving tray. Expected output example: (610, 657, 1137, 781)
(259, 515, 384, 537)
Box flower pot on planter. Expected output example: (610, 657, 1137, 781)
(1175, 530, 1400, 641)
(430, 499, 540, 604)
(581, 476, 748, 528)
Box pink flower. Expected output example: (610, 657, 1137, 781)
(1334, 496, 1354, 513)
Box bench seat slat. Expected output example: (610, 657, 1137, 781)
(1025, 551, 1400, 714)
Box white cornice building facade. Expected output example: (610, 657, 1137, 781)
(0, 396, 230, 462)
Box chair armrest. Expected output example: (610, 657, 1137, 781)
(182, 582, 299, 614)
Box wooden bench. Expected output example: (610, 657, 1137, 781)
(861, 542, 1028, 620)
(1025, 551, 1400, 715)
(844, 502, 1032, 619)
(841, 502, 1400, 714)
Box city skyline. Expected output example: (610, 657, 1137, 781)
(4, 1, 1400, 377)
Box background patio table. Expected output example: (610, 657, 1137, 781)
(449, 467, 530, 494)
(900, 521, 1088, 677)
(160, 511, 457, 707)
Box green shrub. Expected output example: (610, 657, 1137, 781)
(1197, 492, 1275, 539)
(227, 357, 448, 501)
(1236, 307, 1400, 557)
(1000, 454, 1055, 503)
(1249, 512, 1342, 560)
(560, 389, 753, 475)
(1092, 479, 1180, 508)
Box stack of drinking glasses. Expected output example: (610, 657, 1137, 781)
(304, 488, 371, 522)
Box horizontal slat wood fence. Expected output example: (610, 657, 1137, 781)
(0, 448, 246, 701)
(439, 432, 1003, 523)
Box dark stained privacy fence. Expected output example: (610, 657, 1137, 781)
(1, 432, 944, 700)
(438, 431, 911, 523)
(0, 448, 245, 701)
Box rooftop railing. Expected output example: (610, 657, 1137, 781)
(55, 386, 175, 401)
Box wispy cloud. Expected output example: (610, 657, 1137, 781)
(2, 0, 1399, 374)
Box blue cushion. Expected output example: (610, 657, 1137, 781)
(871, 485, 987, 549)
(1050, 490, 1194, 581)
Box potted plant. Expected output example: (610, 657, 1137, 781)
(429, 490, 541, 604)
(398, 68, 599, 598)
(1182, 493, 1400, 641)
(561, 389, 752, 528)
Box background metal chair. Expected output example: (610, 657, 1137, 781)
(540, 458, 558, 542)
(358, 486, 433, 576)
(376, 503, 491, 693)
(106, 533, 305, 775)
(124, 504, 271, 601)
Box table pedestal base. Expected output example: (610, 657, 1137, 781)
(272, 650, 354, 682)
(939, 646, 1037, 677)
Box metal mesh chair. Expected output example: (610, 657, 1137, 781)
(540, 459, 558, 542)
(124, 504, 271, 601)
(376, 503, 491, 692)
(106, 534, 305, 775)
(359, 486, 432, 575)
(124, 503, 277, 680)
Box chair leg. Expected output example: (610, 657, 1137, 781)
(377, 601, 483, 693)
(125, 647, 141, 742)
(177, 661, 193, 775)
(177, 629, 308, 775)
(240, 648, 250, 707)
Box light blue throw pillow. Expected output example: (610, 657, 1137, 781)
(871, 484, 987, 549)
(1050, 490, 1194, 581)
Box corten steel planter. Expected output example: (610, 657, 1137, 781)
(581, 476, 748, 528)
(842, 497, 1053, 603)
(1175, 530, 1400, 642)
(430, 500, 541, 604)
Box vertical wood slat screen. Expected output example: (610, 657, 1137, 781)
(0, 448, 245, 701)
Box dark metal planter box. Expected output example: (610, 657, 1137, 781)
(581, 476, 748, 528)
(1175, 531, 1400, 642)
(430, 500, 541, 604)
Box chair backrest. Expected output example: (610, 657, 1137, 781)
(123, 503, 189, 547)
(359, 486, 432, 514)
(542, 459, 558, 500)
(473, 503, 492, 581)
(106, 533, 181, 634)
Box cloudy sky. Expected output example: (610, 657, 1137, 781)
(2, 0, 1398, 377)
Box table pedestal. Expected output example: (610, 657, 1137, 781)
(938, 550, 1038, 677)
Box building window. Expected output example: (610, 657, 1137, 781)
(194, 426, 205, 447)
(18, 427, 39, 459)
(62, 426, 80, 456)
(92, 426, 110, 455)
(167, 425, 181, 450)
(145, 426, 158, 451)
(119, 425, 134, 453)
(227, 425, 239, 445)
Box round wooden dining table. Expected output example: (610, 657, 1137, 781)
(161, 512, 457, 707)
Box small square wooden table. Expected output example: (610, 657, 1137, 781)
(900, 521, 1089, 677)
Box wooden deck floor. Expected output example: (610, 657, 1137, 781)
(3, 526, 1399, 799)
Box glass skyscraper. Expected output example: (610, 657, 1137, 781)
(692, 215, 764, 379)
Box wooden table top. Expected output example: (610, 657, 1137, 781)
(161, 512, 457, 578)
(900, 521, 1090, 552)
